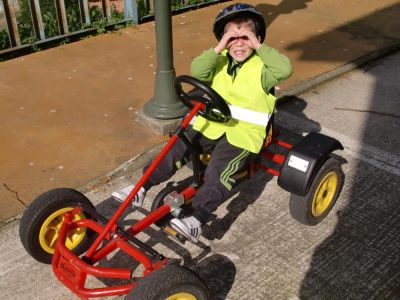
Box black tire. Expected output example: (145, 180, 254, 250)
(125, 264, 209, 300)
(151, 183, 189, 227)
(289, 157, 344, 226)
(19, 188, 96, 264)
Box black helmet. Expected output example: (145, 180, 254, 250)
(213, 3, 266, 42)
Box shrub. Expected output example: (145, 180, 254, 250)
(0, 29, 11, 50)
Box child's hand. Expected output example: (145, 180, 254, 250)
(214, 30, 239, 54)
(238, 29, 261, 50)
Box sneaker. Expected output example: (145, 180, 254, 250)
(170, 216, 202, 243)
(111, 185, 146, 207)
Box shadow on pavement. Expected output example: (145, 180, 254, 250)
(92, 198, 236, 299)
(283, 6, 400, 298)
(298, 54, 400, 299)
(252, 4, 400, 296)
(192, 254, 237, 300)
(256, 0, 313, 28)
(277, 95, 321, 133)
(203, 171, 273, 241)
(286, 3, 400, 62)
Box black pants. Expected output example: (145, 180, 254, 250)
(143, 126, 252, 224)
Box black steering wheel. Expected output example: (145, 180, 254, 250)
(175, 75, 231, 123)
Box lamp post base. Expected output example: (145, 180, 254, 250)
(136, 109, 183, 135)
(143, 69, 187, 119)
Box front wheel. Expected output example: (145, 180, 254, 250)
(19, 188, 96, 264)
(289, 157, 344, 225)
(125, 264, 209, 300)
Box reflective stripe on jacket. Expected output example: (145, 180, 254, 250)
(193, 52, 276, 153)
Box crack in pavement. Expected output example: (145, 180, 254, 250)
(3, 183, 28, 208)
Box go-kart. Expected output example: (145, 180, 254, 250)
(19, 75, 344, 300)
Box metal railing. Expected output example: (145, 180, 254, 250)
(0, 0, 229, 58)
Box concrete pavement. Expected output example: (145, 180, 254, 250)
(1, 50, 399, 299)
(1, 0, 400, 223)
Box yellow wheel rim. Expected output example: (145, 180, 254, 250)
(311, 171, 338, 217)
(39, 207, 87, 254)
(166, 293, 197, 300)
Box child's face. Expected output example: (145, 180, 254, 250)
(224, 21, 257, 62)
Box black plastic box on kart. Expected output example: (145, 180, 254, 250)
(278, 132, 343, 196)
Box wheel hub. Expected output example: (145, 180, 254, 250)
(166, 292, 197, 300)
(311, 171, 338, 217)
(39, 207, 87, 254)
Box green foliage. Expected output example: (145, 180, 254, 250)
(90, 5, 104, 24)
(137, 0, 147, 18)
(66, 1, 83, 32)
(171, 0, 206, 10)
(0, 29, 11, 50)
(171, 0, 183, 9)
(0, 0, 104, 49)
(17, 0, 37, 45)
(0, 0, 217, 51)
(111, 4, 124, 22)
(187, 0, 202, 5)
(42, 11, 59, 38)
(38, 0, 59, 37)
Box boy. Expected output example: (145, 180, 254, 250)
(112, 3, 292, 243)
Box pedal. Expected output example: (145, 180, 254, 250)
(162, 225, 187, 244)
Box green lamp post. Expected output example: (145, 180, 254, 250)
(143, 0, 187, 119)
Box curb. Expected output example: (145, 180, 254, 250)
(1, 43, 399, 228)
(276, 42, 400, 98)
(77, 142, 166, 194)
(0, 142, 167, 229)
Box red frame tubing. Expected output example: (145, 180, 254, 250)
(53, 213, 136, 299)
(251, 136, 293, 177)
(261, 151, 286, 165)
(85, 102, 202, 259)
(181, 186, 197, 202)
(51, 103, 203, 299)
(276, 139, 293, 150)
(254, 163, 281, 176)
(127, 204, 171, 236)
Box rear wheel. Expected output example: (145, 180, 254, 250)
(19, 188, 96, 264)
(125, 264, 209, 300)
(289, 157, 344, 225)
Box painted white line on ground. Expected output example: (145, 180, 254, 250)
(276, 110, 400, 176)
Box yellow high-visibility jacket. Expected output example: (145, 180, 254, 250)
(191, 46, 292, 153)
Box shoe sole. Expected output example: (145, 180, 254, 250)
(170, 222, 199, 243)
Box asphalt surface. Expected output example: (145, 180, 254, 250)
(1, 0, 400, 223)
(1, 51, 399, 299)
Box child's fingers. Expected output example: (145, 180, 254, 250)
(222, 31, 239, 46)
(224, 31, 239, 41)
(215, 31, 238, 53)
(239, 29, 261, 49)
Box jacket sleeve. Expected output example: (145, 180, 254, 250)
(190, 47, 220, 82)
(256, 44, 293, 93)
